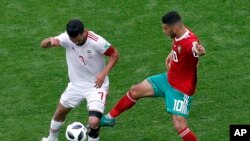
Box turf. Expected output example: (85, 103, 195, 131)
(0, 0, 249, 141)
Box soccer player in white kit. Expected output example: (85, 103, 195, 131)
(40, 19, 119, 141)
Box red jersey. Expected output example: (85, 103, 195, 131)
(168, 29, 199, 96)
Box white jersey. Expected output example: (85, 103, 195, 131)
(55, 31, 110, 87)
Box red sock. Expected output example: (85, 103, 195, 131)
(109, 92, 137, 118)
(179, 127, 197, 141)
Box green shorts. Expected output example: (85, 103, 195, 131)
(147, 73, 193, 118)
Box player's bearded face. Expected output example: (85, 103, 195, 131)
(169, 29, 176, 38)
(70, 33, 85, 46)
(162, 24, 175, 38)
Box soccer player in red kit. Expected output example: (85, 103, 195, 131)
(101, 11, 206, 141)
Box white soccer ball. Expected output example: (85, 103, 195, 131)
(65, 122, 87, 141)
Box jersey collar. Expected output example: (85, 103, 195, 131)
(175, 29, 190, 42)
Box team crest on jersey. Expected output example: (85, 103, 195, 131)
(177, 45, 182, 53)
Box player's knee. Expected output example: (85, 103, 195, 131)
(88, 118, 99, 129)
(88, 111, 102, 129)
(129, 85, 142, 99)
(172, 115, 187, 132)
(53, 107, 70, 121)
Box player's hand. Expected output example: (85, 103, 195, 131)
(195, 44, 206, 56)
(166, 51, 173, 69)
(50, 37, 60, 47)
(95, 72, 107, 88)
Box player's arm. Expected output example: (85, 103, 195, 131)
(95, 46, 119, 88)
(40, 37, 60, 48)
(103, 46, 119, 74)
(193, 44, 206, 56)
(166, 50, 173, 69)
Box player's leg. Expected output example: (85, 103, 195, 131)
(163, 78, 197, 141)
(86, 88, 108, 141)
(42, 83, 83, 141)
(87, 111, 102, 141)
(101, 73, 165, 127)
(42, 103, 72, 141)
(107, 79, 154, 118)
(172, 115, 197, 141)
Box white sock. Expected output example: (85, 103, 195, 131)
(106, 113, 114, 119)
(88, 136, 99, 141)
(48, 119, 64, 140)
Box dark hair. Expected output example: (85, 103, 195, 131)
(162, 11, 182, 25)
(66, 19, 84, 37)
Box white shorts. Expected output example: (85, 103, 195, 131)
(60, 82, 109, 113)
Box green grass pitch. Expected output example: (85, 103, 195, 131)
(0, 0, 249, 141)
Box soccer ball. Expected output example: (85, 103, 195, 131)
(65, 122, 87, 141)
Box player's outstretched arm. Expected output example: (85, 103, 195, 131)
(40, 37, 60, 48)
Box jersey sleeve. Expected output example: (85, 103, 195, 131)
(95, 36, 111, 54)
(54, 32, 70, 49)
(185, 38, 200, 57)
